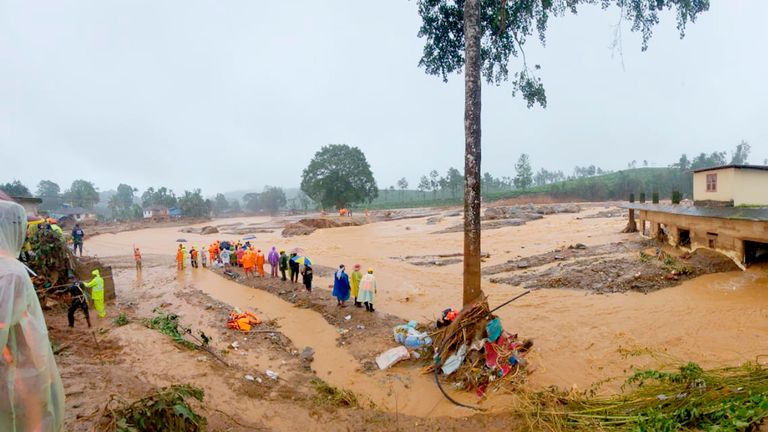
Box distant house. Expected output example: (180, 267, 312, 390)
(143, 205, 169, 220)
(621, 164, 768, 269)
(51, 207, 97, 225)
(12, 196, 42, 218)
(169, 207, 183, 218)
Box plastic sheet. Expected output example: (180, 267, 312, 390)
(0, 201, 64, 431)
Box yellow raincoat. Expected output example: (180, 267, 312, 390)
(84, 269, 105, 318)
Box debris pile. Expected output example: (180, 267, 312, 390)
(426, 300, 533, 396)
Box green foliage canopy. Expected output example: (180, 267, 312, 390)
(417, 0, 709, 108)
(65, 180, 99, 208)
(300, 144, 378, 209)
(0, 180, 32, 197)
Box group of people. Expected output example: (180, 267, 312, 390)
(172, 240, 316, 292)
(332, 264, 377, 312)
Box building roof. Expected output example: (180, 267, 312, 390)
(52, 207, 93, 215)
(622, 203, 768, 222)
(12, 196, 43, 204)
(692, 164, 768, 174)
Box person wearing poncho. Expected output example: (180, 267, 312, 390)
(358, 268, 377, 312)
(0, 200, 65, 431)
(84, 269, 106, 318)
(350, 264, 363, 307)
(332, 265, 350, 306)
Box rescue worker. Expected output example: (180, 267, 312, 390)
(350, 264, 363, 307)
(71, 223, 85, 256)
(0, 200, 65, 432)
(59, 278, 91, 328)
(134, 247, 142, 272)
(358, 268, 377, 312)
(190, 247, 199, 268)
(208, 244, 216, 263)
(84, 269, 106, 318)
(268, 247, 279, 278)
(242, 248, 256, 278)
(176, 245, 184, 270)
(255, 249, 266, 278)
(279, 250, 288, 281)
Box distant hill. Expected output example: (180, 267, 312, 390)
(486, 167, 692, 202)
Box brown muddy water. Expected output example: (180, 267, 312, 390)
(85, 207, 768, 416)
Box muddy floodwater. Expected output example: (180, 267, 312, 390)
(84, 206, 768, 416)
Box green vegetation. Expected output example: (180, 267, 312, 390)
(310, 378, 358, 408)
(0, 180, 32, 197)
(243, 186, 287, 215)
(523, 360, 768, 431)
(101, 384, 206, 432)
(113, 313, 130, 327)
(301, 144, 378, 209)
(143, 310, 196, 350)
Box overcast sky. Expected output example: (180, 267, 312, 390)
(1, 1, 766, 195)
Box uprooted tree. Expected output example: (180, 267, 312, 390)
(416, 0, 708, 306)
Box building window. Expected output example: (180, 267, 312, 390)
(706, 174, 717, 192)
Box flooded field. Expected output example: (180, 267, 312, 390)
(77, 204, 768, 424)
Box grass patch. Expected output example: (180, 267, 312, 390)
(310, 378, 358, 408)
(522, 360, 768, 431)
(113, 313, 130, 327)
(101, 384, 206, 432)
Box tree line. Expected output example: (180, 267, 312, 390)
(0, 178, 298, 221)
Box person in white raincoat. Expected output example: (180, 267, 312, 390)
(0, 200, 65, 431)
(358, 268, 377, 312)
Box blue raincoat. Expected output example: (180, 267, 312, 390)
(332, 269, 351, 302)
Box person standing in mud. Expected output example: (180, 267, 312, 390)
(302, 264, 313, 292)
(289, 253, 299, 283)
(268, 246, 279, 278)
(58, 278, 91, 328)
(190, 246, 199, 268)
(332, 265, 351, 307)
(255, 249, 265, 277)
(279, 250, 288, 281)
(201, 244, 208, 268)
(220, 247, 232, 272)
(358, 268, 377, 312)
(71, 223, 85, 257)
(350, 264, 363, 307)
(176, 245, 184, 270)
(84, 269, 106, 318)
(134, 247, 142, 272)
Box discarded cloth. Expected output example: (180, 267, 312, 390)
(393, 321, 432, 348)
(227, 311, 262, 332)
(376, 346, 410, 370)
(441, 344, 468, 376)
(486, 317, 502, 342)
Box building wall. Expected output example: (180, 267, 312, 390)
(693, 168, 735, 204)
(733, 169, 768, 206)
(636, 209, 768, 269)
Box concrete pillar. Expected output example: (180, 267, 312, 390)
(650, 222, 660, 240)
(668, 225, 679, 246)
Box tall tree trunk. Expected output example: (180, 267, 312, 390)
(463, 0, 482, 306)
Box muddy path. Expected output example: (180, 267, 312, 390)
(51, 263, 525, 430)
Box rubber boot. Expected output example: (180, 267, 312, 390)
(354, 297, 362, 308)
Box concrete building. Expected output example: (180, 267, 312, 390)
(12, 196, 42, 218)
(692, 165, 768, 206)
(143, 205, 169, 220)
(623, 165, 768, 269)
